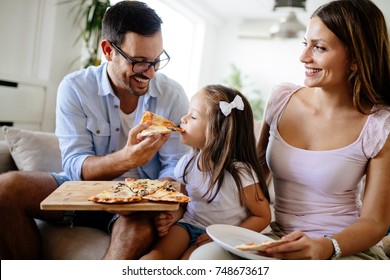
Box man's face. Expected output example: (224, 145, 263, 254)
(108, 31, 164, 97)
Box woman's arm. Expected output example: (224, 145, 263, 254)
(331, 136, 390, 256)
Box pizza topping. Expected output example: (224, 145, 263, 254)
(88, 182, 142, 203)
(125, 178, 171, 196)
(142, 187, 190, 203)
(89, 178, 190, 204)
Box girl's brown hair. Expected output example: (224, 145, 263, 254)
(312, 0, 390, 113)
(183, 85, 270, 204)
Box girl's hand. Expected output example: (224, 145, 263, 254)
(263, 231, 331, 260)
(154, 212, 174, 237)
(154, 209, 184, 237)
(195, 233, 212, 247)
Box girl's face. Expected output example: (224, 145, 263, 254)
(180, 90, 208, 149)
(300, 16, 351, 90)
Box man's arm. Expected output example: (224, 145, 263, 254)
(81, 123, 169, 181)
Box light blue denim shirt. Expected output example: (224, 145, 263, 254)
(55, 62, 190, 181)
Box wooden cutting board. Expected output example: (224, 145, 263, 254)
(40, 181, 180, 211)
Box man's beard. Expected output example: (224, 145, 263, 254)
(127, 74, 150, 96)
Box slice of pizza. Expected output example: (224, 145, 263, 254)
(235, 240, 288, 252)
(124, 177, 171, 196)
(88, 182, 142, 203)
(138, 111, 184, 137)
(142, 186, 190, 203)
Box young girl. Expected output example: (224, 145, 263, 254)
(140, 84, 271, 260)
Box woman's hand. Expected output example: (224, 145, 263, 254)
(264, 231, 333, 260)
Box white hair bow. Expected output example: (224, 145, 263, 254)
(219, 95, 244, 116)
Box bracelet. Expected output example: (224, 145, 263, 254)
(324, 235, 342, 259)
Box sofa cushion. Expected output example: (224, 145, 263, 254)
(36, 220, 109, 260)
(383, 235, 390, 257)
(2, 126, 62, 172)
(0, 140, 17, 173)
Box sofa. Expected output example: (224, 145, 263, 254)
(0, 126, 110, 259)
(1, 125, 389, 259)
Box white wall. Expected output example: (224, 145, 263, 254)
(0, 0, 389, 134)
(0, 0, 80, 135)
(192, 0, 390, 102)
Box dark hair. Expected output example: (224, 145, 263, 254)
(102, 0, 163, 46)
(183, 85, 270, 205)
(312, 0, 390, 112)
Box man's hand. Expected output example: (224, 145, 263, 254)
(81, 123, 169, 181)
(124, 123, 169, 167)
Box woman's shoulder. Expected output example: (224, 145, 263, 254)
(362, 105, 390, 158)
(264, 83, 302, 125)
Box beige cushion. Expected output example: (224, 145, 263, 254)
(0, 140, 17, 173)
(2, 126, 62, 172)
(36, 220, 109, 260)
(383, 235, 390, 257)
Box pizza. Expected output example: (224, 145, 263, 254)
(142, 186, 190, 203)
(89, 178, 190, 204)
(235, 239, 288, 252)
(125, 177, 171, 196)
(138, 111, 184, 137)
(88, 182, 142, 203)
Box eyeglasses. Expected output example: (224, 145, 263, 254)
(110, 42, 170, 73)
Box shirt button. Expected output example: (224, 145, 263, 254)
(116, 128, 120, 132)
(114, 105, 119, 109)
(96, 130, 100, 134)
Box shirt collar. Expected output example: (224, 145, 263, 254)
(99, 62, 113, 97)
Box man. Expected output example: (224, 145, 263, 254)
(0, 1, 189, 259)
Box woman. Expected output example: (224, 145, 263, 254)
(256, 0, 390, 259)
(190, 0, 390, 260)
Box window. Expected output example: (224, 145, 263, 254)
(110, 0, 202, 98)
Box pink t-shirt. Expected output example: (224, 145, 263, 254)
(265, 83, 390, 238)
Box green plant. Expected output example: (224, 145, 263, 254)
(59, 0, 111, 68)
(223, 64, 264, 120)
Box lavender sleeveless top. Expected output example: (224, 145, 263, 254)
(265, 83, 390, 238)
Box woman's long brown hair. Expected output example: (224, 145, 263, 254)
(312, 0, 390, 113)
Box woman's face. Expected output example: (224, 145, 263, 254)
(180, 90, 208, 149)
(300, 16, 351, 90)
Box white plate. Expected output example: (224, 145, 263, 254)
(206, 224, 278, 260)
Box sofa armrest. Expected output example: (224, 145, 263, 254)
(0, 140, 17, 173)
